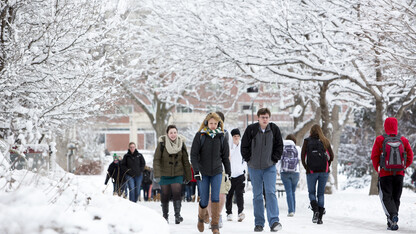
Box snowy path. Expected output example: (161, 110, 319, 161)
(139, 188, 416, 234)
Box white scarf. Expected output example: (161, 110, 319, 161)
(159, 135, 186, 154)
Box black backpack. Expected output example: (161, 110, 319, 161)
(306, 137, 328, 172)
(142, 169, 152, 185)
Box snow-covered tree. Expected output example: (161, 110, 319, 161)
(0, 0, 112, 149)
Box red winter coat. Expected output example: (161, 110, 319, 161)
(371, 117, 414, 177)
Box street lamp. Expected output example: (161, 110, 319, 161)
(247, 86, 259, 124)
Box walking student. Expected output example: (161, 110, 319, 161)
(241, 108, 284, 232)
(277, 134, 300, 217)
(121, 142, 146, 203)
(207, 111, 232, 229)
(191, 112, 231, 234)
(104, 153, 127, 197)
(371, 117, 413, 231)
(226, 128, 247, 222)
(301, 124, 334, 225)
(153, 125, 192, 224)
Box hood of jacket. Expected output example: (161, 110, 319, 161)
(384, 117, 398, 136)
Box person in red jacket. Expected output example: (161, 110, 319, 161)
(371, 117, 414, 231)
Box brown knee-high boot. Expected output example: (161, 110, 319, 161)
(198, 204, 208, 232)
(211, 202, 220, 234)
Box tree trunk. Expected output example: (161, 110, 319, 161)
(369, 98, 384, 195)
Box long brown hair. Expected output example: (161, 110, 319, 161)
(310, 124, 330, 149)
(198, 112, 224, 132)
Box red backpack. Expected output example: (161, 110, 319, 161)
(380, 134, 407, 172)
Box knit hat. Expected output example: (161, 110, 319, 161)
(113, 153, 118, 160)
(231, 128, 240, 137)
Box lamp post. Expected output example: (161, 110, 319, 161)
(247, 86, 259, 124)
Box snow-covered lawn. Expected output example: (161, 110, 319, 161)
(1, 169, 415, 234)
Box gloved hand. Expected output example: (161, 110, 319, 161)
(194, 171, 202, 181)
(183, 179, 190, 185)
(224, 174, 229, 182)
(154, 177, 161, 183)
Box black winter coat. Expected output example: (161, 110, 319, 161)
(190, 132, 231, 177)
(105, 161, 128, 185)
(121, 149, 146, 177)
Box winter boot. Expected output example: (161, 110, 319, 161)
(310, 200, 319, 223)
(173, 200, 184, 224)
(211, 202, 221, 234)
(161, 202, 169, 222)
(317, 207, 325, 224)
(198, 204, 208, 232)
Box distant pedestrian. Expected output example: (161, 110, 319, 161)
(191, 112, 231, 234)
(301, 124, 334, 225)
(226, 128, 247, 222)
(142, 166, 153, 201)
(104, 153, 127, 196)
(153, 125, 192, 224)
(121, 142, 146, 203)
(277, 134, 300, 217)
(241, 108, 284, 232)
(371, 117, 413, 230)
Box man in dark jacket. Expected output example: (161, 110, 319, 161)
(371, 117, 413, 231)
(121, 142, 146, 203)
(105, 154, 127, 196)
(241, 108, 283, 232)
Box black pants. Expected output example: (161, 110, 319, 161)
(226, 174, 245, 215)
(378, 175, 403, 218)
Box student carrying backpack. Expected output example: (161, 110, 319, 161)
(371, 117, 414, 231)
(277, 134, 301, 217)
(301, 124, 334, 225)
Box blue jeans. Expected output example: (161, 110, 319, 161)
(306, 172, 329, 207)
(280, 172, 299, 214)
(125, 174, 143, 203)
(197, 173, 222, 207)
(249, 165, 279, 227)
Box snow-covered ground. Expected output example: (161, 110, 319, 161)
(1, 167, 415, 234)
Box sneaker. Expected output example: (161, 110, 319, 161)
(219, 214, 223, 228)
(270, 222, 282, 232)
(287, 212, 294, 217)
(227, 214, 233, 221)
(391, 215, 399, 231)
(254, 225, 264, 232)
(238, 213, 245, 222)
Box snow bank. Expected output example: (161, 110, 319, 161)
(0, 170, 168, 234)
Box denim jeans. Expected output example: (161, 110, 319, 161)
(185, 182, 196, 201)
(125, 174, 143, 203)
(306, 172, 329, 207)
(280, 172, 299, 214)
(249, 165, 279, 227)
(197, 173, 222, 207)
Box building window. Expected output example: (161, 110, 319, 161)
(240, 103, 257, 114)
(176, 105, 193, 113)
(145, 132, 156, 150)
(116, 105, 133, 115)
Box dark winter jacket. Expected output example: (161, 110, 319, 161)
(300, 135, 334, 174)
(105, 161, 128, 185)
(190, 131, 231, 177)
(241, 122, 283, 170)
(153, 136, 192, 182)
(371, 117, 413, 177)
(121, 149, 146, 177)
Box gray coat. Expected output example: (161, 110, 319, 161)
(241, 122, 283, 170)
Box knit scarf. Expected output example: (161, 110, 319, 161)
(204, 127, 222, 138)
(162, 135, 185, 154)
